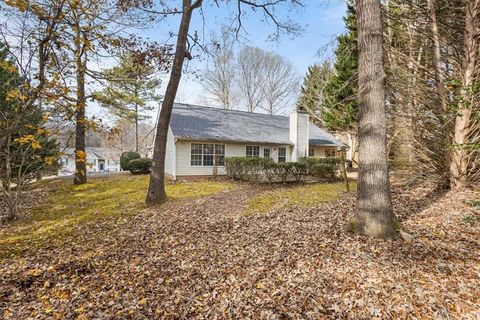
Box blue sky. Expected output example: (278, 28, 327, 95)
(148, 0, 347, 105)
(92, 1, 348, 120)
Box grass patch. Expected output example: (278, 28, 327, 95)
(467, 200, 480, 210)
(0, 175, 234, 258)
(246, 182, 356, 215)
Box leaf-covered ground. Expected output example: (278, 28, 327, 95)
(0, 175, 235, 258)
(0, 178, 479, 319)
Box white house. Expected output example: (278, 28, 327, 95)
(162, 103, 346, 180)
(58, 147, 121, 176)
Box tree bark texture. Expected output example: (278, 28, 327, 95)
(73, 23, 87, 185)
(450, 0, 479, 189)
(146, 0, 202, 205)
(354, 0, 397, 238)
(427, 0, 452, 185)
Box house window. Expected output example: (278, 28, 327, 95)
(278, 147, 286, 163)
(325, 148, 336, 158)
(308, 147, 314, 157)
(263, 148, 271, 159)
(191, 143, 225, 166)
(215, 144, 225, 166)
(203, 144, 214, 166)
(191, 143, 203, 166)
(246, 145, 260, 157)
(65, 158, 68, 166)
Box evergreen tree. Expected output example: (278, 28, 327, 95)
(322, 1, 358, 134)
(95, 51, 161, 152)
(296, 62, 333, 122)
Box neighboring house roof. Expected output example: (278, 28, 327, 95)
(62, 147, 119, 159)
(169, 103, 345, 147)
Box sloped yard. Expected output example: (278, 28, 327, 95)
(0, 177, 479, 319)
(0, 175, 235, 258)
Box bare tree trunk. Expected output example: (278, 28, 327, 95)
(135, 102, 139, 153)
(73, 23, 87, 185)
(427, 0, 451, 185)
(450, 0, 479, 189)
(353, 0, 396, 238)
(3, 133, 18, 221)
(405, 24, 423, 171)
(146, 0, 202, 206)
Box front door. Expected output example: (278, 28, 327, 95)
(99, 160, 105, 171)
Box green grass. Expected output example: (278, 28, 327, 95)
(0, 175, 235, 258)
(245, 182, 356, 215)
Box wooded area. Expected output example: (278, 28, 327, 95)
(0, 0, 479, 317)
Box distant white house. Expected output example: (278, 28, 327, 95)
(58, 147, 121, 176)
(161, 103, 346, 180)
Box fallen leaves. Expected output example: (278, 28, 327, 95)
(0, 182, 479, 318)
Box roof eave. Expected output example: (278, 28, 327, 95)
(175, 136, 294, 146)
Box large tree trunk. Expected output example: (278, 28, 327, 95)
(353, 0, 396, 238)
(450, 0, 479, 189)
(73, 24, 87, 185)
(427, 0, 451, 185)
(146, 0, 202, 206)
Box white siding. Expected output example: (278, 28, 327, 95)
(174, 141, 293, 177)
(58, 153, 120, 176)
(164, 126, 176, 177)
(309, 146, 339, 158)
(289, 111, 309, 161)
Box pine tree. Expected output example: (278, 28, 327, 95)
(322, 1, 358, 134)
(95, 51, 161, 152)
(296, 62, 333, 122)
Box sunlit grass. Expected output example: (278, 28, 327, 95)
(246, 182, 356, 215)
(0, 174, 235, 258)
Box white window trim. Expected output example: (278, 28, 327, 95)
(189, 142, 226, 167)
(246, 145, 260, 158)
(278, 147, 287, 163)
(263, 147, 272, 159)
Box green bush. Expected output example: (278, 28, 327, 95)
(225, 157, 274, 181)
(128, 158, 152, 174)
(225, 157, 307, 183)
(225, 156, 342, 183)
(287, 162, 307, 182)
(120, 151, 141, 170)
(299, 157, 341, 181)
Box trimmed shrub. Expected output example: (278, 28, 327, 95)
(299, 157, 341, 180)
(120, 151, 141, 170)
(287, 162, 307, 182)
(225, 156, 341, 183)
(225, 157, 307, 183)
(128, 158, 152, 174)
(225, 157, 274, 181)
(309, 163, 338, 181)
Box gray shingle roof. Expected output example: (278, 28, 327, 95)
(169, 103, 345, 147)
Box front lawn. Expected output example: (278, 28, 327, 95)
(1, 177, 478, 318)
(0, 174, 235, 258)
(246, 181, 356, 214)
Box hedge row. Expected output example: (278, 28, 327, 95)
(225, 156, 342, 183)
